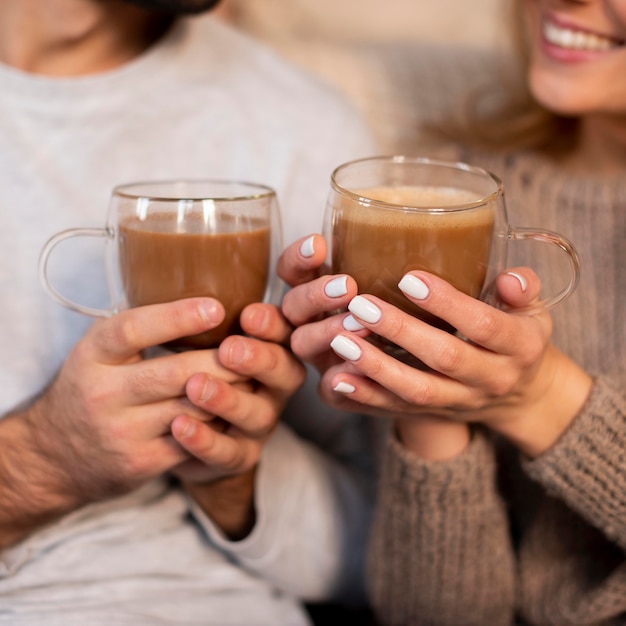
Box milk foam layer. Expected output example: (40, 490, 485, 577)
(352, 185, 491, 228)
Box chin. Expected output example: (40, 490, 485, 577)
(528, 68, 591, 117)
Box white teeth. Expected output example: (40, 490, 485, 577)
(543, 20, 621, 51)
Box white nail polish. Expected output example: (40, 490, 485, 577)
(300, 235, 315, 258)
(325, 275, 348, 298)
(398, 274, 429, 300)
(348, 295, 381, 323)
(507, 271, 528, 293)
(334, 381, 356, 394)
(330, 335, 362, 361)
(343, 314, 365, 331)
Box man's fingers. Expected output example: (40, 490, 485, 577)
(218, 336, 306, 397)
(92, 298, 225, 363)
(277, 234, 326, 287)
(119, 349, 244, 405)
(240, 303, 292, 346)
(171, 415, 259, 474)
(185, 373, 277, 438)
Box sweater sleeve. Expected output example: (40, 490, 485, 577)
(188, 422, 372, 605)
(513, 376, 626, 625)
(522, 376, 626, 550)
(367, 428, 515, 626)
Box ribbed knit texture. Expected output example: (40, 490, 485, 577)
(365, 62, 626, 624)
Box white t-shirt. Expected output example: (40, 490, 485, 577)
(0, 14, 377, 625)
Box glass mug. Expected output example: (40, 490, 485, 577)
(323, 156, 580, 361)
(39, 180, 283, 350)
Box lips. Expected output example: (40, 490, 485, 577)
(542, 17, 625, 52)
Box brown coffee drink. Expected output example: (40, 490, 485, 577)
(119, 212, 270, 349)
(330, 185, 495, 330)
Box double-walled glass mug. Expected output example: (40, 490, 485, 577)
(323, 156, 580, 361)
(40, 180, 283, 350)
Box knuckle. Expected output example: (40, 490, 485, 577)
(382, 315, 409, 345)
(471, 309, 502, 344)
(290, 327, 311, 359)
(128, 365, 165, 397)
(255, 405, 278, 435)
(487, 368, 518, 398)
(404, 380, 435, 407)
(520, 334, 546, 368)
(434, 340, 465, 374)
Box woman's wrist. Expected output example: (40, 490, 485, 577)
(395, 416, 471, 461)
(488, 348, 593, 458)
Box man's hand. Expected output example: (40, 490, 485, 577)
(0, 297, 236, 549)
(170, 301, 306, 539)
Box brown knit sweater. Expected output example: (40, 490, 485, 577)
(366, 144, 626, 625)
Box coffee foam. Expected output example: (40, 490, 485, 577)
(346, 185, 492, 230)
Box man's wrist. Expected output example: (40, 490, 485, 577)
(183, 467, 258, 541)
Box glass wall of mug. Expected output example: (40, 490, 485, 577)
(323, 156, 580, 363)
(40, 180, 283, 351)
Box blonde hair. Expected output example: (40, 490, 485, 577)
(434, 0, 579, 153)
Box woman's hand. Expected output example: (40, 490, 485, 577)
(279, 234, 592, 458)
(325, 269, 592, 457)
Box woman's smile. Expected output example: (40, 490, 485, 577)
(542, 12, 624, 55)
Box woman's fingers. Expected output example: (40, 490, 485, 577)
(395, 271, 552, 355)
(277, 234, 326, 287)
(495, 267, 542, 309)
(282, 273, 358, 327)
(290, 311, 368, 362)
(326, 332, 476, 409)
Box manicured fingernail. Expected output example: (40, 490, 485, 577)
(343, 314, 365, 331)
(330, 335, 362, 361)
(398, 274, 429, 300)
(300, 235, 316, 258)
(325, 276, 348, 298)
(507, 271, 528, 293)
(334, 381, 356, 394)
(348, 295, 381, 324)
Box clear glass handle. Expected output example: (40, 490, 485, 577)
(509, 226, 581, 313)
(38, 227, 114, 318)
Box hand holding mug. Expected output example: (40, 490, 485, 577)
(323, 156, 580, 364)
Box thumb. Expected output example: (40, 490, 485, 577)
(495, 267, 542, 310)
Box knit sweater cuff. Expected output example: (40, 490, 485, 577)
(523, 376, 626, 545)
(381, 426, 498, 507)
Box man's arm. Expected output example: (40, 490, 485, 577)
(0, 297, 246, 550)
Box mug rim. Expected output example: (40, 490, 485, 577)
(330, 155, 503, 212)
(112, 179, 277, 202)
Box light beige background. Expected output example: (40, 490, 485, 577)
(218, 0, 505, 48)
